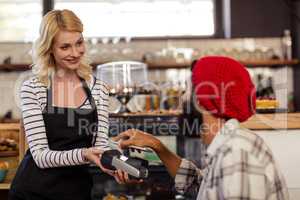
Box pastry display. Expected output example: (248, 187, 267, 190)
(103, 193, 128, 200)
(256, 98, 279, 109)
(0, 138, 18, 151)
(0, 161, 9, 170)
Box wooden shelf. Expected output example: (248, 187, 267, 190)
(0, 183, 10, 190)
(0, 151, 18, 157)
(0, 59, 298, 71)
(0, 64, 31, 71)
(0, 123, 20, 131)
(146, 59, 299, 69)
(239, 59, 299, 67)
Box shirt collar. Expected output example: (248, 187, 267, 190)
(206, 118, 240, 157)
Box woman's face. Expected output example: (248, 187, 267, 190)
(51, 30, 85, 71)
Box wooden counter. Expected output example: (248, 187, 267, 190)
(1, 113, 300, 132)
(0, 113, 299, 191)
(241, 112, 300, 130)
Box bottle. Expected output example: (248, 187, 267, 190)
(282, 29, 292, 60)
(256, 74, 264, 98)
(288, 92, 295, 112)
(166, 82, 175, 110)
(264, 77, 275, 99)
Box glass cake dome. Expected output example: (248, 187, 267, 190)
(96, 61, 148, 113)
(96, 61, 148, 93)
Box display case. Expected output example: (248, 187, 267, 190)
(0, 123, 19, 191)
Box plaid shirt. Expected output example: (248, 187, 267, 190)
(175, 119, 289, 200)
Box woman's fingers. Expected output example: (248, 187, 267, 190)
(118, 169, 126, 183)
(91, 148, 103, 154)
(93, 157, 101, 167)
(124, 171, 129, 181)
(114, 169, 125, 184)
(113, 170, 144, 185)
(104, 168, 115, 176)
(114, 171, 122, 184)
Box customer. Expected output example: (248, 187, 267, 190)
(9, 9, 124, 200)
(115, 56, 289, 200)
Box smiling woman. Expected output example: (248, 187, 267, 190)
(8, 9, 123, 200)
(52, 31, 85, 71)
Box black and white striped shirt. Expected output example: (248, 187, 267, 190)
(21, 75, 110, 169)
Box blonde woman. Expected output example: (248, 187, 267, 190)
(9, 9, 123, 200)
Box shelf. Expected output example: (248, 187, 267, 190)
(0, 123, 20, 131)
(146, 59, 299, 69)
(1, 59, 298, 71)
(0, 64, 31, 71)
(0, 151, 18, 157)
(0, 183, 10, 190)
(239, 59, 299, 67)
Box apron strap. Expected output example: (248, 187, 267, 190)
(47, 78, 53, 108)
(80, 77, 97, 110)
(80, 77, 99, 145)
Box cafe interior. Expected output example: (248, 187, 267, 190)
(0, 0, 300, 199)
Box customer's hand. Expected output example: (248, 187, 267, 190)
(113, 129, 161, 152)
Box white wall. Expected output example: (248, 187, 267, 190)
(258, 130, 300, 200)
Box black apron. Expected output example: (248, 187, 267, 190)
(10, 78, 98, 200)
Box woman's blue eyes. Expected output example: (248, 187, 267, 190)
(60, 41, 83, 50)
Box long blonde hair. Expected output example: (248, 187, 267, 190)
(32, 9, 92, 86)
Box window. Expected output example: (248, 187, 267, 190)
(55, 0, 215, 38)
(0, 0, 42, 42)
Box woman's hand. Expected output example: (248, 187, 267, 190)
(112, 129, 161, 152)
(82, 147, 114, 175)
(83, 147, 141, 184)
(82, 147, 102, 167)
(98, 152, 142, 185)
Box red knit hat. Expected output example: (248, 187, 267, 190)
(192, 56, 256, 122)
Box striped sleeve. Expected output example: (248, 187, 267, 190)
(21, 79, 89, 169)
(93, 79, 110, 151)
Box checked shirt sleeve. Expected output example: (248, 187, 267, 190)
(174, 159, 203, 196)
